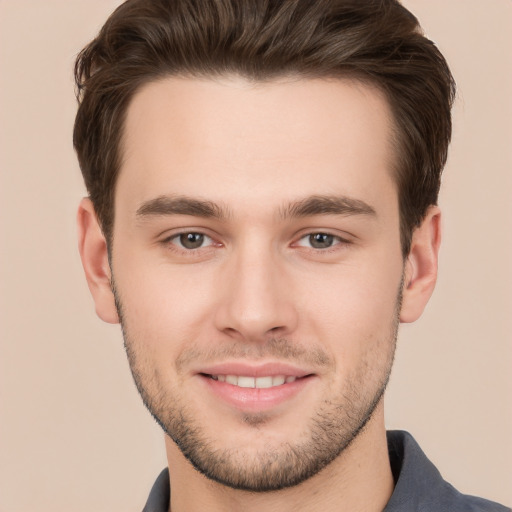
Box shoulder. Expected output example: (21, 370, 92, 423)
(433, 483, 511, 512)
(385, 431, 510, 512)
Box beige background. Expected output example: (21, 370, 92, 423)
(0, 1, 511, 511)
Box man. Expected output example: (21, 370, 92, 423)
(73, 1, 510, 511)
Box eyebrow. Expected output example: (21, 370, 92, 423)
(136, 195, 230, 220)
(279, 195, 376, 220)
(135, 194, 376, 221)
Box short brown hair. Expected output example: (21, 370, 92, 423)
(73, 0, 456, 256)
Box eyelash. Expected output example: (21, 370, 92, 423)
(161, 230, 351, 254)
(294, 232, 351, 251)
(161, 232, 218, 253)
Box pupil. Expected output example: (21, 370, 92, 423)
(310, 233, 333, 249)
(180, 233, 204, 249)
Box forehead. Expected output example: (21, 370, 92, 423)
(117, 75, 397, 218)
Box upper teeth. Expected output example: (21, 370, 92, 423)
(211, 375, 297, 388)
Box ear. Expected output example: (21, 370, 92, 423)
(77, 198, 119, 324)
(400, 206, 442, 323)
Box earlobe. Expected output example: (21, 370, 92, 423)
(400, 206, 442, 323)
(77, 198, 120, 324)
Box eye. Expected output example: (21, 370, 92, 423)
(169, 232, 214, 250)
(296, 232, 344, 249)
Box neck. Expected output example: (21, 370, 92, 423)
(164, 403, 394, 512)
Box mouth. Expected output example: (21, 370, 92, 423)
(202, 373, 303, 388)
(197, 366, 316, 412)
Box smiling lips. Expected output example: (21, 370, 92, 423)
(198, 364, 314, 411)
(209, 374, 298, 388)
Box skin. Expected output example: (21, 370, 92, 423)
(78, 76, 441, 512)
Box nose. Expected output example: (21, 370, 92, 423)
(213, 242, 299, 342)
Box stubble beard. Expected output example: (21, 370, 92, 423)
(114, 284, 400, 492)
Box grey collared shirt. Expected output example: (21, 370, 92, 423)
(142, 430, 510, 512)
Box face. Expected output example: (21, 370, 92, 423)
(111, 76, 404, 491)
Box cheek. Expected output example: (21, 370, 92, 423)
(114, 258, 219, 353)
(295, 259, 402, 356)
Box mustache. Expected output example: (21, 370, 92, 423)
(113, 287, 333, 372)
(175, 337, 334, 373)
